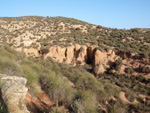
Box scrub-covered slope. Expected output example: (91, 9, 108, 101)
(0, 16, 150, 113)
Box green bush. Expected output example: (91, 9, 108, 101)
(0, 57, 23, 76)
(39, 74, 76, 106)
(20, 60, 42, 87)
(0, 47, 23, 77)
(142, 66, 150, 73)
(126, 67, 135, 74)
(72, 90, 97, 113)
(136, 75, 145, 82)
(75, 72, 101, 91)
(113, 58, 123, 71)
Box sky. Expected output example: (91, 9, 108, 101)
(0, 0, 150, 29)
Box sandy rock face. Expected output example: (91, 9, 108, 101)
(94, 49, 116, 67)
(43, 45, 118, 75)
(0, 74, 29, 113)
(93, 49, 117, 74)
(94, 49, 108, 66)
(24, 48, 40, 57)
(94, 64, 106, 75)
(86, 46, 96, 64)
(44, 46, 66, 63)
(65, 46, 75, 63)
(76, 46, 87, 65)
(22, 44, 117, 74)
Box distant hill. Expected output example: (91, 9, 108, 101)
(0, 16, 150, 54)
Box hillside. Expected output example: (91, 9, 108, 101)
(0, 16, 150, 113)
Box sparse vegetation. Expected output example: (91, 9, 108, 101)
(0, 16, 150, 113)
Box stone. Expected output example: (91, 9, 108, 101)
(44, 46, 66, 63)
(24, 48, 39, 57)
(94, 65, 106, 75)
(0, 74, 29, 113)
(65, 46, 75, 63)
(76, 46, 87, 65)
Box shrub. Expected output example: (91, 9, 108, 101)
(72, 90, 97, 113)
(0, 57, 23, 77)
(39, 48, 49, 55)
(96, 25, 102, 29)
(142, 66, 150, 73)
(75, 73, 101, 91)
(125, 67, 135, 74)
(113, 58, 123, 71)
(40, 74, 76, 106)
(103, 83, 120, 97)
(107, 99, 128, 113)
(136, 75, 145, 82)
(20, 60, 42, 87)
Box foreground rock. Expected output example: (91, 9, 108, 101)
(0, 74, 29, 113)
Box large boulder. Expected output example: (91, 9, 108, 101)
(0, 74, 29, 113)
(94, 64, 106, 75)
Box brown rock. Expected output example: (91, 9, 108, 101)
(44, 46, 66, 62)
(76, 46, 87, 65)
(24, 48, 39, 57)
(94, 64, 106, 75)
(94, 49, 107, 66)
(65, 46, 75, 64)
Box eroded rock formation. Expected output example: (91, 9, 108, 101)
(23, 44, 118, 75)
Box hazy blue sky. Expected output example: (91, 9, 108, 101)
(0, 0, 150, 29)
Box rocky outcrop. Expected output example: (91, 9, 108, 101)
(23, 44, 118, 74)
(65, 45, 75, 63)
(95, 49, 116, 66)
(24, 48, 40, 57)
(44, 46, 66, 63)
(0, 74, 29, 113)
(25, 92, 53, 113)
(94, 64, 106, 75)
(92, 49, 117, 75)
(119, 92, 138, 105)
(76, 46, 87, 65)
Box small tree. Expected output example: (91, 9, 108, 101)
(142, 66, 150, 73)
(126, 67, 135, 74)
(113, 58, 123, 71)
(39, 49, 49, 55)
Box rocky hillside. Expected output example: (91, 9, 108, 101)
(0, 16, 150, 113)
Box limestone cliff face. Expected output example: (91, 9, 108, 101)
(93, 49, 117, 74)
(94, 49, 116, 67)
(38, 44, 117, 74)
(65, 45, 75, 63)
(44, 46, 66, 63)
(21, 44, 117, 75)
(76, 45, 87, 65)
(0, 74, 29, 113)
(24, 48, 39, 57)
